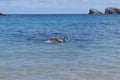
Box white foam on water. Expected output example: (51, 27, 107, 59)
(45, 40, 53, 43)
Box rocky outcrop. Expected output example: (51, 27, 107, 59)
(89, 9, 103, 14)
(0, 13, 6, 16)
(105, 7, 120, 14)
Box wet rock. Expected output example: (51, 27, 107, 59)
(105, 7, 120, 14)
(89, 9, 103, 14)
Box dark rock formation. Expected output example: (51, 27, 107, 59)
(89, 9, 103, 14)
(105, 7, 120, 14)
(0, 13, 6, 16)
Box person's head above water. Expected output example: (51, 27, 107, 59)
(63, 37, 69, 40)
(63, 37, 69, 43)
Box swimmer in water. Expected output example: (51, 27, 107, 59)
(50, 37, 69, 43)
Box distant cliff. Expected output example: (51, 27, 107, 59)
(0, 13, 6, 16)
(89, 7, 120, 14)
(105, 7, 120, 14)
(89, 9, 103, 14)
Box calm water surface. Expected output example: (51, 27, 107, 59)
(0, 14, 120, 80)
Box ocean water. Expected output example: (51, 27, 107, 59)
(0, 14, 120, 80)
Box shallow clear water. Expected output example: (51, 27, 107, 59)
(0, 14, 120, 80)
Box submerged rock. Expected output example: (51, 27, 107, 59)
(89, 9, 103, 14)
(105, 7, 120, 14)
(0, 13, 6, 16)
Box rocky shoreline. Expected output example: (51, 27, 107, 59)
(1, 7, 120, 15)
(89, 7, 120, 14)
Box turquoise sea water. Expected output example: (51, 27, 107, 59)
(0, 14, 120, 80)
